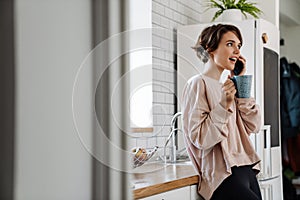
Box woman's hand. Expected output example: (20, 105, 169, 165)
(220, 77, 236, 110)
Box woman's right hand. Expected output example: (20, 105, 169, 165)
(220, 77, 236, 110)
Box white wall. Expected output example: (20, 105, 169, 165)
(280, 0, 300, 25)
(258, 0, 279, 27)
(279, 0, 300, 64)
(280, 23, 289, 57)
(14, 0, 93, 199)
(280, 24, 300, 64)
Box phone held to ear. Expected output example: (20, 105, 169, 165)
(233, 59, 244, 75)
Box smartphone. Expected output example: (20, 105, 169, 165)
(233, 59, 244, 75)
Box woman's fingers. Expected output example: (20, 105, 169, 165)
(223, 79, 235, 89)
(222, 79, 236, 95)
(237, 56, 246, 75)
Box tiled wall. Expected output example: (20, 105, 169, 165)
(134, 0, 204, 157)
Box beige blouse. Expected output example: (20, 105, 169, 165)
(181, 74, 261, 200)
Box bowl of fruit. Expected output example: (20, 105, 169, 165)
(132, 146, 158, 168)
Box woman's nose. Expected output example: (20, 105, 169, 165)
(234, 46, 240, 54)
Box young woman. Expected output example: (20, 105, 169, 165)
(181, 24, 262, 200)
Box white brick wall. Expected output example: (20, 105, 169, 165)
(134, 0, 203, 157)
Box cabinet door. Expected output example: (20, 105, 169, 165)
(259, 176, 283, 200)
(260, 183, 272, 200)
(141, 186, 190, 200)
(190, 185, 204, 200)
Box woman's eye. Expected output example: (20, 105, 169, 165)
(227, 42, 242, 49)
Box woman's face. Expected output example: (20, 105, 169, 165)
(210, 31, 241, 71)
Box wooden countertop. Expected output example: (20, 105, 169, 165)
(131, 162, 199, 199)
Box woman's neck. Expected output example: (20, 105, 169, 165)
(202, 64, 223, 81)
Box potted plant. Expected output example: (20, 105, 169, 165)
(206, 0, 263, 21)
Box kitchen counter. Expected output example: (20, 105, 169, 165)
(131, 162, 199, 199)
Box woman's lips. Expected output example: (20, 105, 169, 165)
(229, 57, 237, 62)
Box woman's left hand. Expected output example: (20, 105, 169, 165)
(231, 55, 247, 76)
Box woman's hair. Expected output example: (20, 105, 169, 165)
(193, 24, 243, 63)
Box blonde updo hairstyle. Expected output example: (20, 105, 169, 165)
(192, 24, 243, 63)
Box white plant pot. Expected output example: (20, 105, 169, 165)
(221, 9, 243, 22)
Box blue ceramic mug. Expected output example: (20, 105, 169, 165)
(231, 75, 252, 98)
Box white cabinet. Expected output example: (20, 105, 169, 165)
(141, 186, 190, 200)
(259, 176, 283, 200)
(190, 185, 204, 200)
(141, 185, 205, 200)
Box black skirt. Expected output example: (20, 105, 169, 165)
(210, 165, 262, 200)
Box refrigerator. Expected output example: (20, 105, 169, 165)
(177, 19, 283, 200)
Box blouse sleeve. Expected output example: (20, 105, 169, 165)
(181, 77, 233, 151)
(236, 97, 262, 134)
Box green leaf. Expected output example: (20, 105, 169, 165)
(209, 0, 225, 10)
(212, 9, 224, 21)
